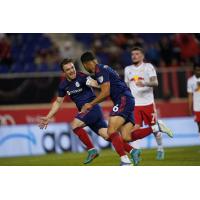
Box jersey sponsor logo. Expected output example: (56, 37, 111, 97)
(98, 76, 104, 83)
(66, 88, 83, 96)
(75, 81, 80, 87)
(130, 75, 144, 82)
(103, 65, 109, 69)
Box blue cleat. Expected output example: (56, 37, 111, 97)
(156, 150, 165, 160)
(130, 149, 142, 166)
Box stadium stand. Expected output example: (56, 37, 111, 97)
(0, 33, 199, 105)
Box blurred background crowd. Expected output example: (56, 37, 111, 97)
(0, 33, 200, 104)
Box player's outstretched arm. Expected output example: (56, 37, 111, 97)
(38, 97, 64, 129)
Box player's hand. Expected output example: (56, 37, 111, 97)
(135, 80, 145, 87)
(81, 103, 92, 113)
(38, 116, 50, 129)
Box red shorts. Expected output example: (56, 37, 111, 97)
(134, 103, 157, 126)
(194, 112, 200, 123)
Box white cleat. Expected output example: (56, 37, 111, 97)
(120, 162, 133, 166)
(157, 120, 173, 138)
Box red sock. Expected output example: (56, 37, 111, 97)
(131, 127, 153, 141)
(73, 127, 94, 150)
(109, 132, 126, 157)
(123, 142, 133, 153)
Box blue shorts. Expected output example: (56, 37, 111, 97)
(76, 105, 107, 134)
(110, 95, 135, 125)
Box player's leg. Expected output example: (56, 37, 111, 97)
(98, 128, 109, 140)
(120, 122, 141, 165)
(71, 118, 95, 151)
(197, 123, 200, 138)
(121, 122, 157, 142)
(107, 115, 132, 165)
(194, 112, 200, 139)
(98, 127, 138, 156)
(144, 104, 165, 160)
(72, 111, 98, 164)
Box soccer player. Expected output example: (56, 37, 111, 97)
(38, 58, 136, 165)
(124, 47, 168, 160)
(187, 63, 200, 138)
(80, 52, 173, 165)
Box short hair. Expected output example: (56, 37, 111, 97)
(194, 62, 200, 70)
(131, 46, 145, 55)
(60, 58, 74, 71)
(80, 51, 96, 63)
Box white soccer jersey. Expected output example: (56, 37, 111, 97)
(187, 75, 200, 111)
(124, 62, 157, 106)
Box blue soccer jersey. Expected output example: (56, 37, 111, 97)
(58, 72, 107, 132)
(58, 72, 96, 111)
(94, 64, 133, 104)
(94, 64, 135, 124)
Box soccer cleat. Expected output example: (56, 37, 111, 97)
(157, 120, 173, 138)
(130, 149, 142, 166)
(120, 162, 133, 166)
(84, 148, 99, 164)
(156, 150, 165, 160)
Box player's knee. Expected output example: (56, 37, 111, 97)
(71, 120, 79, 130)
(107, 126, 117, 135)
(121, 132, 131, 142)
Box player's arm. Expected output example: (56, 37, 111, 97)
(81, 82, 110, 112)
(146, 76, 158, 87)
(136, 76, 158, 88)
(39, 97, 64, 129)
(188, 92, 193, 115)
(90, 82, 110, 105)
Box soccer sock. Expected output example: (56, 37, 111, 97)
(108, 132, 127, 157)
(154, 132, 164, 151)
(73, 127, 94, 150)
(123, 142, 134, 153)
(131, 127, 153, 141)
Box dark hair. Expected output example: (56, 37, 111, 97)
(60, 58, 73, 71)
(131, 46, 145, 55)
(80, 51, 96, 63)
(194, 62, 200, 70)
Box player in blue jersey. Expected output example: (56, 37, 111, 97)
(80, 52, 173, 166)
(38, 58, 137, 165)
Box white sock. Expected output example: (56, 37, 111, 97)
(121, 155, 131, 163)
(154, 132, 164, 151)
(151, 124, 159, 133)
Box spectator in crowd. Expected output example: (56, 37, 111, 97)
(0, 34, 12, 67)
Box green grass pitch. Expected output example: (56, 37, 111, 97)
(0, 146, 200, 166)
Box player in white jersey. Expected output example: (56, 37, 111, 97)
(124, 47, 166, 160)
(187, 63, 200, 138)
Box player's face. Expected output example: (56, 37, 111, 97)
(195, 67, 200, 78)
(62, 63, 76, 80)
(131, 50, 144, 65)
(82, 61, 94, 73)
